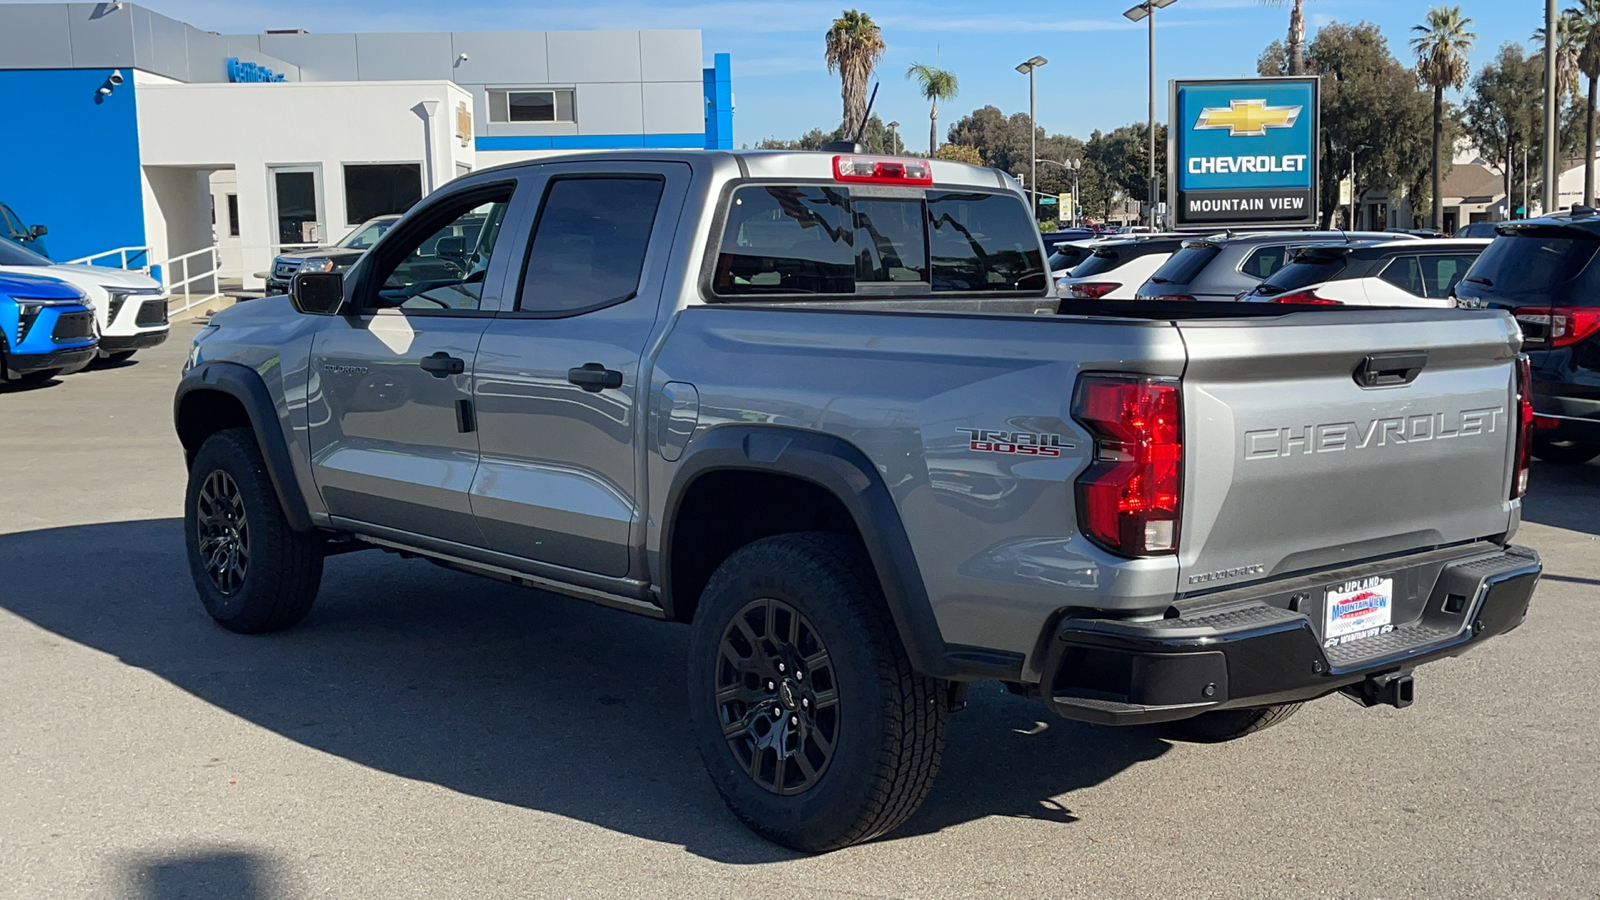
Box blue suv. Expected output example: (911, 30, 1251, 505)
(0, 272, 98, 383)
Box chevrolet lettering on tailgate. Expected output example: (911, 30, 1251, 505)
(1244, 407, 1505, 460)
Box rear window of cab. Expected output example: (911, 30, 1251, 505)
(711, 185, 1046, 297)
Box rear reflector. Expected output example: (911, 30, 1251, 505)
(1068, 282, 1121, 300)
(1513, 354, 1532, 499)
(1073, 375, 1183, 556)
(1155, 294, 1196, 302)
(1534, 414, 1560, 429)
(833, 155, 934, 184)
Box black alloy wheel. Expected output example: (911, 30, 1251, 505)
(715, 597, 840, 796)
(196, 469, 250, 596)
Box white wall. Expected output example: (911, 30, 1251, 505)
(140, 165, 214, 287)
(137, 80, 474, 287)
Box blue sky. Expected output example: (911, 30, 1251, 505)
(11, 0, 1548, 147)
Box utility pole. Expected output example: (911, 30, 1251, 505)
(1545, 0, 1560, 213)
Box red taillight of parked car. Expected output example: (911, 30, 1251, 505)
(1513, 354, 1533, 499)
(1073, 375, 1183, 556)
(1068, 282, 1121, 300)
(1513, 307, 1600, 348)
(1268, 290, 1341, 305)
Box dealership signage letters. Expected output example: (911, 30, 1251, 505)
(226, 58, 286, 83)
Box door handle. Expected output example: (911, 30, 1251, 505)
(567, 362, 624, 392)
(420, 352, 465, 378)
(1354, 351, 1427, 388)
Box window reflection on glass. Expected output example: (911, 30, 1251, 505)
(380, 198, 511, 311)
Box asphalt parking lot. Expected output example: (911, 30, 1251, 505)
(2, 325, 1597, 900)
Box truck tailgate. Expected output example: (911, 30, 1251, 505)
(1176, 309, 1521, 590)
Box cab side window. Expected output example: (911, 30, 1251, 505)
(372, 187, 513, 312)
(517, 176, 666, 315)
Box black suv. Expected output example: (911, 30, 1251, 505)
(1455, 210, 1600, 463)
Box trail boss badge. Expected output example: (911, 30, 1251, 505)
(958, 428, 1073, 457)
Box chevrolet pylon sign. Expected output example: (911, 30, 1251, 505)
(1168, 77, 1320, 228)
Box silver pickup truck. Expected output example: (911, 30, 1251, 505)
(174, 149, 1541, 852)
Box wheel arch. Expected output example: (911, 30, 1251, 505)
(174, 361, 314, 533)
(661, 425, 1017, 681)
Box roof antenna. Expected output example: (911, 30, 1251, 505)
(821, 82, 879, 154)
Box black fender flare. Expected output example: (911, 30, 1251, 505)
(173, 360, 315, 533)
(662, 425, 1022, 681)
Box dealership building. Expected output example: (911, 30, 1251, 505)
(0, 2, 734, 288)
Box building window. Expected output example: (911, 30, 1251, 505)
(488, 89, 575, 123)
(343, 163, 423, 226)
(226, 194, 240, 237)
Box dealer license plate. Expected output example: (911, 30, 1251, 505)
(1323, 576, 1394, 648)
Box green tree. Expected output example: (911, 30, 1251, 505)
(1295, 22, 1433, 227)
(905, 62, 959, 157)
(1466, 43, 1551, 216)
(1260, 0, 1313, 76)
(1570, 0, 1600, 205)
(935, 143, 982, 164)
(755, 115, 900, 155)
(1085, 123, 1168, 205)
(824, 10, 884, 135)
(1412, 6, 1476, 230)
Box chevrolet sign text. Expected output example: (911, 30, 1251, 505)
(1188, 154, 1309, 175)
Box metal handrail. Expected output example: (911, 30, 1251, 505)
(160, 246, 224, 314)
(65, 246, 151, 272)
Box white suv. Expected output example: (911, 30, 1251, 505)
(1056, 236, 1184, 301)
(0, 240, 168, 362)
(1240, 239, 1490, 308)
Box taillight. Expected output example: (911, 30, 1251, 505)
(1269, 289, 1341, 305)
(1073, 375, 1183, 556)
(1513, 354, 1532, 499)
(1069, 282, 1121, 300)
(1514, 307, 1600, 348)
(833, 155, 933, 184)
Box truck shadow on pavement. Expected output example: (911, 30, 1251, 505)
(0, 519, 1170, 864)
(1520, 461, 1600, 536)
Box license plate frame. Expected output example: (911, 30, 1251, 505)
(1323, 575, 1395, 648)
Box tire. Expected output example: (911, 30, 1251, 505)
(1162, 702, 1303, 743)
(1531, 437, 1600, 465)
(688, 532, 946, 852)
(183, 427, 324, 633)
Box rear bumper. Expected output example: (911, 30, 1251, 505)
(1040, 543, 1540, 725)
(6, 344, 98, 376)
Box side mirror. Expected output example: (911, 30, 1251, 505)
(29, 224, 46, 238)
(291, 271, 346, 316)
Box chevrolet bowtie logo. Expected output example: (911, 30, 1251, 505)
(1195, 99, 1302, 137)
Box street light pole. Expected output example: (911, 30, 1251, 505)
(1015, 56, 1049, 218)
(1125, 0, 1177, 230)
(1545, 0, 1559, 213)
(888, 120, 900, 156)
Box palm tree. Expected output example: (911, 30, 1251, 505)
(1567, 0, 1600, 205)
(1412, 6, 1476, 231)
(824, 10, 885, 136)
(905, 62, 959, 156)
(1260, 0, 1311, 76)
(1534, 11, 1582, 103)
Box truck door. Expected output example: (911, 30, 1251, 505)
(307, 180, 520, 545)
(469, 162, 689, 578)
